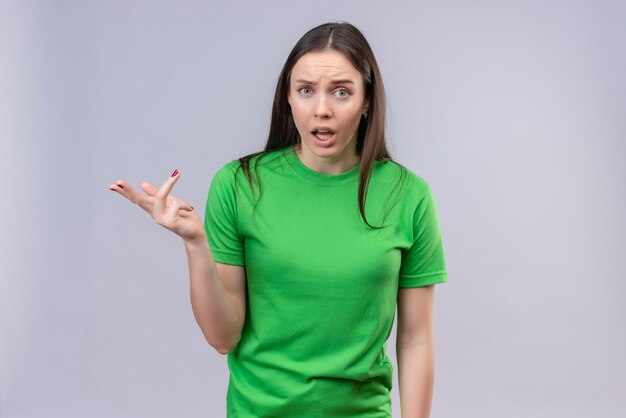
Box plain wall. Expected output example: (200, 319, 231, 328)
(1, 0, 624, 417)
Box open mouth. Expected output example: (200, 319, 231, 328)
(312, 129, 335, 141)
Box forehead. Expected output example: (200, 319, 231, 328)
(291, 50, 361, 80)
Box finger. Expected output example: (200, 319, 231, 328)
(164, 197, 182, 226)
(109, 180, 127, 192)
(170, 197, 194, 212)
(140, 181, 159, 196)
(109, 180, 142, 204)
(143, 180, 193, 211)
(154, 169, 180, 217)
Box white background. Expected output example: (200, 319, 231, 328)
(1, 0, 624, 417)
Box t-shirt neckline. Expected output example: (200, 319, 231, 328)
(282, 145, 361, 186)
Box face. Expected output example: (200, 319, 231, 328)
(287, 49, 368, 173)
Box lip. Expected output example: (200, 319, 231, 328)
(310, 130, 336, 148)
(311, 125, 336, 133)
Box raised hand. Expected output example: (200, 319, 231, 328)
(109, 169, 205, 243)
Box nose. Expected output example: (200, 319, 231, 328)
(314, 94, 332, 119)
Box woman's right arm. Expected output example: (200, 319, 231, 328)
(183, 235, 246, 355)
(109, 170, 245, 355)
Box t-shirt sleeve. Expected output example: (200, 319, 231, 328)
(203, 162, 245, 266)
(399, 184, 448, 287)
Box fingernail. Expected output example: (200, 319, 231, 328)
(117, 183, 124, 189)
(171, 169, 179, 177)
(191, 206, 194, 210)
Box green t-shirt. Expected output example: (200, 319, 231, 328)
(204, 145, 448, 417)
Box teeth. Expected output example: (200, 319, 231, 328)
(316, 132, 333, 140)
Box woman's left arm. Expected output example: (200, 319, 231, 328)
(396, 284, 436, 418)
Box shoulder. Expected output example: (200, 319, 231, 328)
(374, 159, 432, 200)
(213, 148, 273, 173)
(216, 159, 241, 175)
(212, 147, 288, 190)
(220, 148, 286, 174)
(211, 160, 241, 188)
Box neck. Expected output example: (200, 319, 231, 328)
(293, 142, 360, 174)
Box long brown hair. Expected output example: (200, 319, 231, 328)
(236, 21, 406, 229)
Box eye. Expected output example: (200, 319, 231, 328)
(335, 88, 350, 98)
(298, 87, 313, 95)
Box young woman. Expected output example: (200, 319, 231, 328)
(110, 21, 448, 418)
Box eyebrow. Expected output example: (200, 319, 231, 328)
(294, 79, 355, 85)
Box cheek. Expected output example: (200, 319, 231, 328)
(343, 107, 364, 126)
(290, 103, 306, 126)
